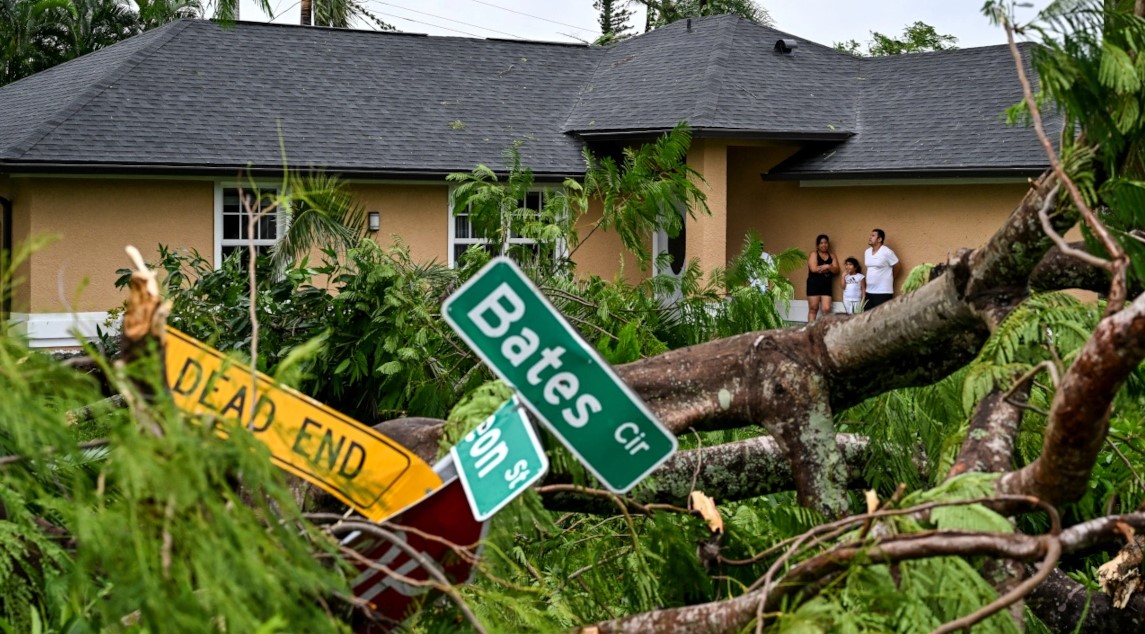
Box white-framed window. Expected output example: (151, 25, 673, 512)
(448, 190, 552, 266)
(652, 201, 688, 278)
(214, 184, 288, 268)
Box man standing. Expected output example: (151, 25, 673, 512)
(863, 228, 899, 310)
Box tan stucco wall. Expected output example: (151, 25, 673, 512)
(350, 183, 449, 264)
(687, 139, 729, 280)
(726, 146, 1030, 300)
(8, 177, 648, 316)
(569, 199, 643, 285)
(16, 178, 214, 312)
(6, 156, 1031, 318)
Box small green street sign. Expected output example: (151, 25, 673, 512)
(450, 396, 548, 521)
(443, 257, 677, 493)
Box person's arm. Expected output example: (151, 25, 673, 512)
(889, 250, 901, 294)
(860, 275, 866, 302)
(808, 252, 819, 274)
(828, 252, 840, 274)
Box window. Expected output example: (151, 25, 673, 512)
(449, 190, 549, 266)
(215, 186, 286, 267)
(653, 202, 687, 277)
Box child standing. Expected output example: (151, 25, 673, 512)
(842, 257, 866, 314)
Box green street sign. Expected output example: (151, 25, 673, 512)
(443, 257, 676, 493)
(450, 396, 548, 521)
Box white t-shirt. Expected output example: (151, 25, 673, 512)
(843, 273, 864, 301)
(864, 246, 899, 294)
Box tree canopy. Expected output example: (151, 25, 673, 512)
(835, 20, 959, 56)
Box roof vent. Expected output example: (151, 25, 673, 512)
(774, 39, 798, 55)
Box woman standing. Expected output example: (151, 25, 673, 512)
(806, 234, 839, 320)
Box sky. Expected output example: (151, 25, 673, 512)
(236, 0, 1056, 49)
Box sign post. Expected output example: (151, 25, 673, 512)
(451, 396, 548, 521)
(164, 327, 442, 521)
(443, 257, 676, 493)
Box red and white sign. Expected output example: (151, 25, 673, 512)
(346, 476, 488, 632)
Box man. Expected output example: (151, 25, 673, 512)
(863, 228, 899, 310)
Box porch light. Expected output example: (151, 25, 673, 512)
(368, 211, 380, 232)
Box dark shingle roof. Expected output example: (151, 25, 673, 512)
(767, 43, 1055, 178)
(564, 15, 858, 139)
(0, 15, 1049, 179)
(0, 20, 602, 176)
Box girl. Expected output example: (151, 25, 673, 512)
(842, 257, 865, 314)
(806, 234, 839, 320)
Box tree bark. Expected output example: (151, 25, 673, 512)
(542, 433, 884, 513)
(948, 387, 1027, 478)
(1027, 568, 1145, 632)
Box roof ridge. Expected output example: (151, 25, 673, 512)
(4, 20, 193, 160)
(560, 34, 630, 134)
(691, 16, 740, 125)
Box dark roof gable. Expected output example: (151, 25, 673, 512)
(565, 15, 859, 140)
(767, 42, 1056, 178)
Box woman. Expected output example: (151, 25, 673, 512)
(806, 234, 839, 320)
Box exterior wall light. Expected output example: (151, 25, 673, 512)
(368, 211, 380, 232)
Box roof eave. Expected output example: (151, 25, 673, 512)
(0, 161, 586, 181)
(571, 127, 854, 142)
(763, 166, 1049, 181)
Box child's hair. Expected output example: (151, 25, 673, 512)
(845, 257, 862, 273)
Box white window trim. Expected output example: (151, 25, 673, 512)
(213, 182, 290, 268)
(8, 311, 112, 349)
(447, 187, 565, 267)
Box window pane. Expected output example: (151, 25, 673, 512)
(223, 213, 240, 241)
(258, 213, 277, 240)
(455, 213, 472, 239)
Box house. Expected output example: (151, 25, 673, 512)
(0, 15, 1051, 347)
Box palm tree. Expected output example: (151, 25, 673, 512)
(0, 0, 70, 85)
(135, 0, 201, 30)
(62, 0, 140, 58)
(300, 0, 391, 29)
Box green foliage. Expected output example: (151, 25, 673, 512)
(992, 0, 1145, 289)
(582, 122, 709, 269)
(900, 262, 934, 293)
(637, 0, 772, 31)
(834, 21, 958, 56)
(273, 170, 368, 268)
(447, 143, 578, 277)
(593, 0, 634, 44)
(0, 0, 200, 87)
(962, 292, 1099, 416)
(0, 335, 350, 632)
(779, 557, 1018, 634)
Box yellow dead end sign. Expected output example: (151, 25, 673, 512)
(164, 327, 442, 521)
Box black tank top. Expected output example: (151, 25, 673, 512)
(816, 253, 833, 276)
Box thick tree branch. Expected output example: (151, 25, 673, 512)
(542, 433, 882, 513)
(1027, 568, 1145, 632)
(370, 416, 887, 513)
(948, 386, 1028, 479)
(998, 292, 1145, 504)
(582, 511, 1145, 634)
